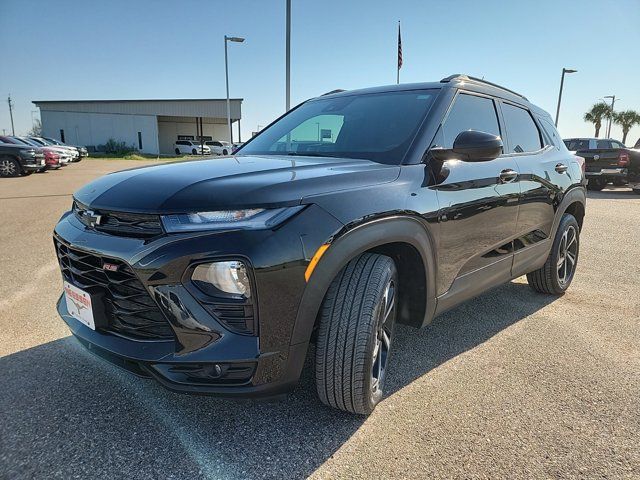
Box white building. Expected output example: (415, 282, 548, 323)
(32, 98, 243, 155)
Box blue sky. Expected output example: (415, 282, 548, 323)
(1, 0, 639, 143)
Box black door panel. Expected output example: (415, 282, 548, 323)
(433, 158, 520, 294)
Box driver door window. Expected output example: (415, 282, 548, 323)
(440, 94, 502, 149)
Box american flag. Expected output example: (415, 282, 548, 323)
(397, 22, 403, 71)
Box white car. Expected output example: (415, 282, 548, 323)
(205, 141, 233, 155)
(174, 141, 211, 155)
(29, 137, 80, 161)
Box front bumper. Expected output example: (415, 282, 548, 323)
(54, 204, 342, 397)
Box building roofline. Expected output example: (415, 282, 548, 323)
(33, 98, 243, 104)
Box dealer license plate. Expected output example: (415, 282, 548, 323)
(63, 280, 95, 330)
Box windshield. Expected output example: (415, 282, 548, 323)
(16, 137, 40, 147)
(28, 137, 47, 146)
(240, 89, 437, 164)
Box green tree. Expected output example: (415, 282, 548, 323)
(584, 102, 611, 138)
(613, 110, 640, 144)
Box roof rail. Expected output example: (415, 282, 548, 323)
(321, 89, 346, 96)
(440, 74, 528, 101)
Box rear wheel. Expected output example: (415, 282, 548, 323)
(192, 148, 197, 155)
(0, 157, 21, 177)
(315, 253, 397, 415)
(527, 213, 579, 295)
(633, 189, 640, 196)
(175, 148, 180, 155)
(587, 177, 606, 191)
(223, 149, 229, 155)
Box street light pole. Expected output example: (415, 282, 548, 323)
(285, 0, 291, 112)
(555, 68, 577, 127)
(224, 35, 245, 144)
(604, 95, 616, 138)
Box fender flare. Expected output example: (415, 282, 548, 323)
(290, 215, 437, 346)
(550, 185, 586, 238)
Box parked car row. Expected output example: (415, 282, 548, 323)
(173, 140, 235, 156)
(0, 135, 88, 177)
(564, 137, 640, 194)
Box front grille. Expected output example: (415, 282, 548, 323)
(74, 201, 164, 238)
(55, 239, 174, 340)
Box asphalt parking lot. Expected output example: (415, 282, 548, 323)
(1, 159, 639, 479)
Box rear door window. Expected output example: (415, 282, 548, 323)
(501, 103, 542, 153)
(440, 93, 501, 148)
(596, 140, 612, 149)
(538, 117, 563, 149)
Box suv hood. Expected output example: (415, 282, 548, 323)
(74, 155, 400, 213)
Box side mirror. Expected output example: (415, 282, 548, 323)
(430, 130, 503, 162)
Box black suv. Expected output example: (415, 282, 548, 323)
(0, 143, 46, 176)
(54, 75, 586, 414)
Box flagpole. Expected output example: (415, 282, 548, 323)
(397, 20, 401, 84)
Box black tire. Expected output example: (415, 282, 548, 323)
(633, 189, 640, 196)
(587, 178, 605, 191)
(0, 157, 21, 177)
(192, 148, 197, 155)
(527, 213, 580, 295)
(612, 178, 626, 187)
(175, 148, 180, 155)
(222, 149, 228, 155)
(315, 253, 397, 415)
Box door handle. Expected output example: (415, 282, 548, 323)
(555, 163, 568, 173)
(499, 169, 518, 184)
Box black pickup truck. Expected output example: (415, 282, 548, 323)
(564, 137, 640, 193)
(0, 143, 46, 177)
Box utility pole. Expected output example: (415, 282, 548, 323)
(7, 95, 15, 135)
(285, 0, 291, 112)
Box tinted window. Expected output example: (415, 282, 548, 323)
(441, 94, 501, 148)
(538, 117, 562, 148)
(240, 89, 437, 164)
(596, 140, 612, 149)
(564, 139, 590, 151)
(611, 141, 625, 149)
(502, 104, 542, 153)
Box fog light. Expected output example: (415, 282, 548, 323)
(192, 261, 251, 298)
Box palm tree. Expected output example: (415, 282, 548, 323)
(584, 102, 611, 137)
(613, 110, 640, 144)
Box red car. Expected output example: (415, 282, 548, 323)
(43, 150, 62, 170)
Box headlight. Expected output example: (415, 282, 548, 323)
(192, 261, 251, 298)
(161, 206, 304, 232)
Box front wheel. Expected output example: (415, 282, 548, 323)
(175, 148, 180, 155)
(315, 253, 397, 415)
(0, 157, 21, 177)
(222, 149, 228, 155)
(527, 213, 580, 295)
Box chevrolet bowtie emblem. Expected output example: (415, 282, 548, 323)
(85, 210, 102, 227)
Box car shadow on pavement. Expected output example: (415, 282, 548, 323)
(1, 281, 556, 480)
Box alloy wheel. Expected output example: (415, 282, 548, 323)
(371, 279, 396, 398)
(0, 159, 17, 176)
(557, 225, 578, 287)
